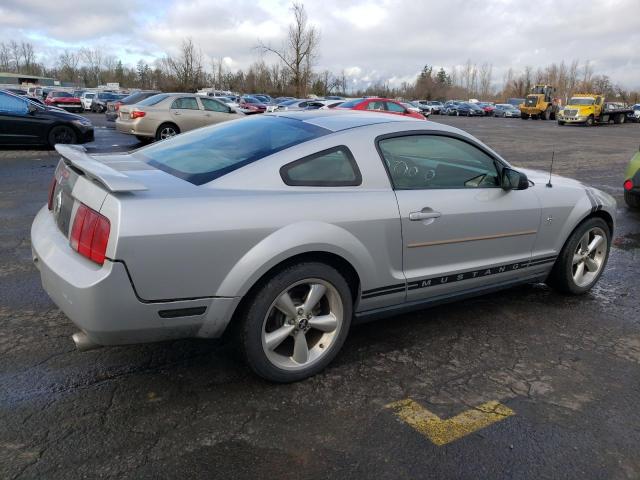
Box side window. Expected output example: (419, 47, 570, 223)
(201, 98, 229, 112)
(280, 146, 362, 187)
(378, 135, 500, 190)
(385, 102, 406, 113)
(366, 101, 385, 111)
(171, 97, 199, 110)
(0, 93, 28, 114)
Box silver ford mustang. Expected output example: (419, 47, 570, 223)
(31, 111, 615, 382)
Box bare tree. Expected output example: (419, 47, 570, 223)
(163, 38, 204, 91)
(257, 2, 319, 97)
(478, 63, 493, 99)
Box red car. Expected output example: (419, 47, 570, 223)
(477, 102, 496, 116)
(44, 91, 83, 113)
(336, 97, 425, 120)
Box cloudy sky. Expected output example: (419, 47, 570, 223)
(1, 0, 639, 90)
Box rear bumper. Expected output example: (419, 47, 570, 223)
(31, 206, 240, 346)
(115, 118, 155, 138)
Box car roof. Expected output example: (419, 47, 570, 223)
(268, 110, 457, 133)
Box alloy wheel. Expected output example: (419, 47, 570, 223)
(261, 278, 343, 370)
(159, 126, 177, 139)
(572, 227, 607, 287)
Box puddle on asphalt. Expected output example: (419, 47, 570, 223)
(613, 233, 640, 250)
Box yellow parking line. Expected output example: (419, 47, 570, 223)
(385, 399, 515, 446)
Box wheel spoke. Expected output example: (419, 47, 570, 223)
(292, 331, 309, 364)
(587, 235, 603, 254)
(573, 261, 585, 282)
(308, 313, 338, 333)
(585, 257, 599, 272)
(275, 291, 298, 318)
(579, 234, 589, 252)
(302, 284, 326, 315)
(264, 325, 295, 351)
(572, 254, 583, 265)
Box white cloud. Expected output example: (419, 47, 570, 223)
(0, 0, 639, 90)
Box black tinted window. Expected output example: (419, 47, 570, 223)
(281, 146, 361, 187)
(135, 116, 329, 185)
(378, 135, 500, 189)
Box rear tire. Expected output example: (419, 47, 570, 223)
(521, 113, 528, 119)
(624, 190, 640, 209)
(47, 125, 77, 146)
(237, 262, 353, 383)
(541, 107, 551, 120)
(546, 217, 611, 295)
(155, 123, 180, 141)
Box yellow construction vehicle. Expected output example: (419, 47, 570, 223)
(519, 84, 561, 120)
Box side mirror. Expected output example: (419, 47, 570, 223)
(28, 103, 38, 114)
(501, 167, 529, 191)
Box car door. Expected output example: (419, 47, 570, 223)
(200, 98, 236, 125)
(169, 96, 204, 131)
(0, 93, 44, 145)
(377, 133, 541, 302)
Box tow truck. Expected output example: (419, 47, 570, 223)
(557, 94, 632, 126)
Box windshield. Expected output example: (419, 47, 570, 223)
(133, 116, 330, 185)
(569, 97, 595, 105)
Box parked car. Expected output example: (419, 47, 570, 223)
(276, 99, 327, 111)
(627, 104, 640, 122)
(415, 100, 443, 114)
(624, 146, 640, 208)
(239, 96, 268, 114)
(252, 94, 278, 112)
(0, 90, 94, 146)
(80, 92, 96, 111)
(105, 91, 161, 122)
(441, 100, 463, 115)
(448, 102, 484, 116)
(275, 96, 296, 104)
(493, 103, 521, 118)
(477, 102, 496, 116)
(506, 98, 526, 108)
(403, 101, 431, 118)
(336, 97, 425, 120)
(214, 96, 241, 110)
(27, 86, 43, 99)
(90, 92, 127, 113)
(32, 110, 615, 382)
(116, 93, 243, 141)
(44, 91, 83, 113)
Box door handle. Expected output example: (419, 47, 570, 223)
(173, 111, 181, 115)
(409, 209, 442, 221)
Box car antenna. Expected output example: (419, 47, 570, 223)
(546, 151, 554, 188)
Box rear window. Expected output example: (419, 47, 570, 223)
(137, 94, 170, 106)
(134, 116, 330, 185)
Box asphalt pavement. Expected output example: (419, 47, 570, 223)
(1, 113, 639, 479)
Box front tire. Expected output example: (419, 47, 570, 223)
(585, 115, 594, 126)
(48, 125, 77, 146)
(546, 217, 611, 295)
(238, 262, 353, 383)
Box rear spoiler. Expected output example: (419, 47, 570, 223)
(55, 144, 148, 192)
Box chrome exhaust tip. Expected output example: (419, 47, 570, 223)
(72, 331, 102, 352)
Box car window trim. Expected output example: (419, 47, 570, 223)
(280, 145, 363, 187)
(374, 130, 508, 191)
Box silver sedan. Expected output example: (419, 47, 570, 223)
(32, 111, 616, 382)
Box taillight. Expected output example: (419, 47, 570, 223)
(47, 177, 57, 210)
(624, 179, 633, 191)
(130, 110, 145, 119)
(70, 204, 111, 265)
(115, 102, 122, 111)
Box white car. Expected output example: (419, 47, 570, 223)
(80, 92, 96, 111)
